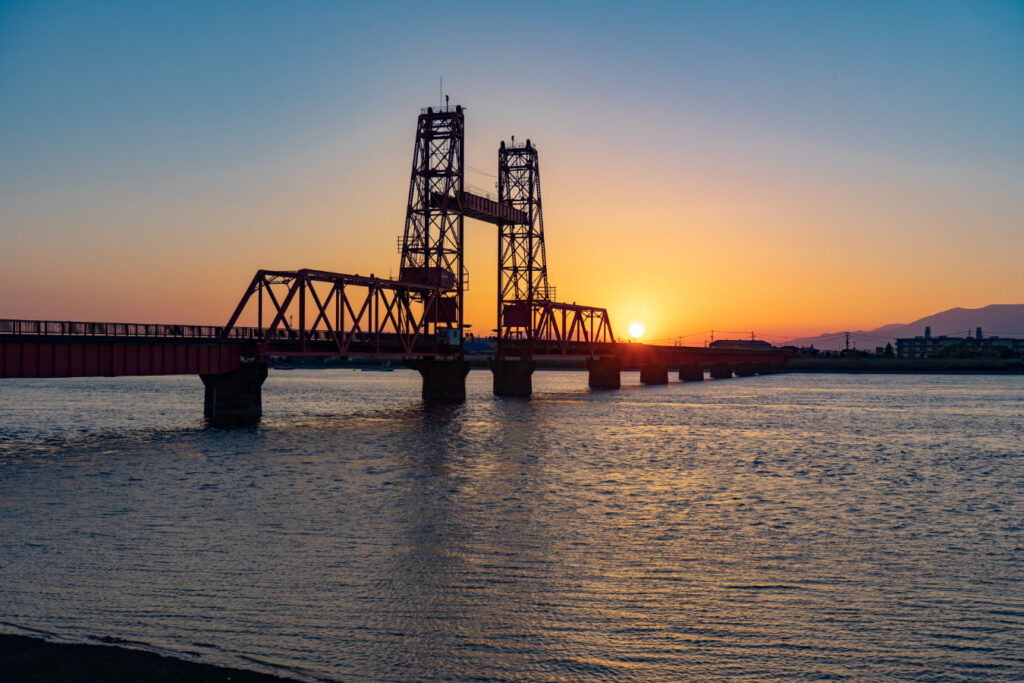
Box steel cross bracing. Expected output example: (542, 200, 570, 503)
(220, 269, 461, 357)
(218, 107, 613, 361)
(498, 140, 552, 305)
(397, 105, 465, 344)
(495, 139, 615, 355)
(506, 301, 616, 356)
(215, 107, 476, 361)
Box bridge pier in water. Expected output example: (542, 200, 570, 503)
(734, 363, 756, 377)
(640, 363, 668, 385)
(200, 361, 268, 427)
(409, 358, 471, 402)
(679, 364, 704, 382)
(491, 356, 536, 397)
(587, 356, 622, 389)
(709, 363, 733, 379)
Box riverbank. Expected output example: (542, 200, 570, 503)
(781, 357, 1024, 373)
(0, 634, 296, 682)
(273, 355, 1024, 374)
(468, 355, 1024, 373)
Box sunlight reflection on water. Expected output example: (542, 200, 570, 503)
(1, 370, 1022, 681)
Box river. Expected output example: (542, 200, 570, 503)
(1, 370, 1022, 681)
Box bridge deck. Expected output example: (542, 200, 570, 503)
(0, 319, 460, 378)
(1, 318, 788, 379)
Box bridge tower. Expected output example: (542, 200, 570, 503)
(399, 105, 465, 345)
(491, 139, 549, 397)
(398, 105, 469, 399)
(491, 138, 615, 396)
(496, 139, 552, 347)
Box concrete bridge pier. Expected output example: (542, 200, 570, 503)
(587, 356, 622, 389)
(491, 355, 536, 397)
(679, 364, 704, 382)
(640, 363, 668, 384)
(201, 360, 268, 426)
(709, 363, 733, 379)
(734, 363, 756, 377)
(409, 358, 470, 402)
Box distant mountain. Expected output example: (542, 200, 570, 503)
(782, 304, 1024, 351)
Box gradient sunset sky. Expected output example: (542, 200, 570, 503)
(2, 1, 1022, 342)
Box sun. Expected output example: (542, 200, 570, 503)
(628, 322, 645, 339)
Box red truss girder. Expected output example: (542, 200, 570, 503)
(0, 340, 241, 378)
(501, 300, 615, 356)
(222, 269, 460, 358)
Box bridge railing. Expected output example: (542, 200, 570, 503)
(0, 318, 460, 358)
(0, 318, 264, 341)
(420, 105, 460, 114)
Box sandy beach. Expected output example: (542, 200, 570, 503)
(0, 634, 295, 682)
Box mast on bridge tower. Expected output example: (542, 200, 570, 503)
(497, 138, 552, 349)
(399, 105, 465, 348)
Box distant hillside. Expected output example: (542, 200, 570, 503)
(782, 304, 1024, 351)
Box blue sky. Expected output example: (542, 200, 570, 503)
(2, 1, 1022, 336)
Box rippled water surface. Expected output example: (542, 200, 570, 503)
(1, 370, 1022, 681)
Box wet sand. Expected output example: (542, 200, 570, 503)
(0, 634, 295, 682)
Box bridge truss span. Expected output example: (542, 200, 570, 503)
(501, 300, 615, 356)
(221, 268, 461, 358)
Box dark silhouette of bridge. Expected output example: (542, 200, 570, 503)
(0, 104, 789, 424)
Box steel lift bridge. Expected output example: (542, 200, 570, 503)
(0, 104, 789, 424)
(212, 104, 617, 406)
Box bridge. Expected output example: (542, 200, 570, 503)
(0, 104, 789, 424)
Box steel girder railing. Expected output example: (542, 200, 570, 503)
(221, 269, 460, 358)
(0, 318, 261, 340)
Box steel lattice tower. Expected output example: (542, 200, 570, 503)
(497, 139, 552, 345)
(399, 105, 465, 345)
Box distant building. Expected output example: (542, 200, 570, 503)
(464, 337, 496, 353)
(895, 327, 1024, 359)
(709, 339, 775, 350)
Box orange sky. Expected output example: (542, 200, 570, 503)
(2, 3, 1022, 342)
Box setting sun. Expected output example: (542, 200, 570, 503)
(628, 322, 645, 339)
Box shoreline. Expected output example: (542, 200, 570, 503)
(0, 633, 298, 682)
(779, 357, 1024, 373)
(270, 356, 1024, 374)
